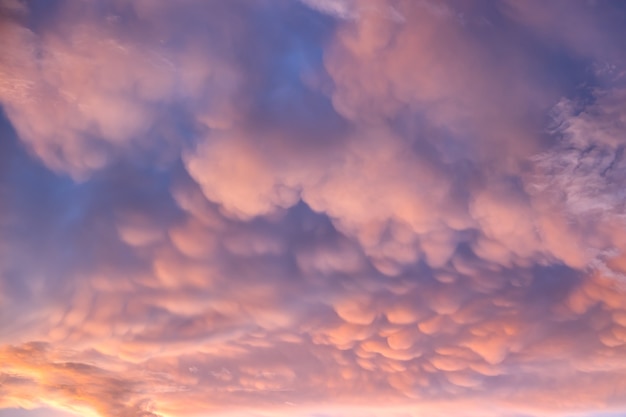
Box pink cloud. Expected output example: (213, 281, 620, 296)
(1, 1, 626, 417)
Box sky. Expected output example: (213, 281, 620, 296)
(1, 0, 626, 416)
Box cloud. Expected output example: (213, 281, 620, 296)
(530, 88, 626, 275)
(1, 1, 626, 417)
(299, 0, 359, 20)
(0, 0, 242, 180)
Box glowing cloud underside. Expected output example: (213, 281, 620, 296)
(1, 1, 626, 416)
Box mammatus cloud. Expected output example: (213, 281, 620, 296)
(1, 1, 626, 417)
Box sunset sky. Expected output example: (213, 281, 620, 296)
(1, 1, 626, 416)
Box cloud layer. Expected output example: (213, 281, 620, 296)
(1, 1, 626, 417)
